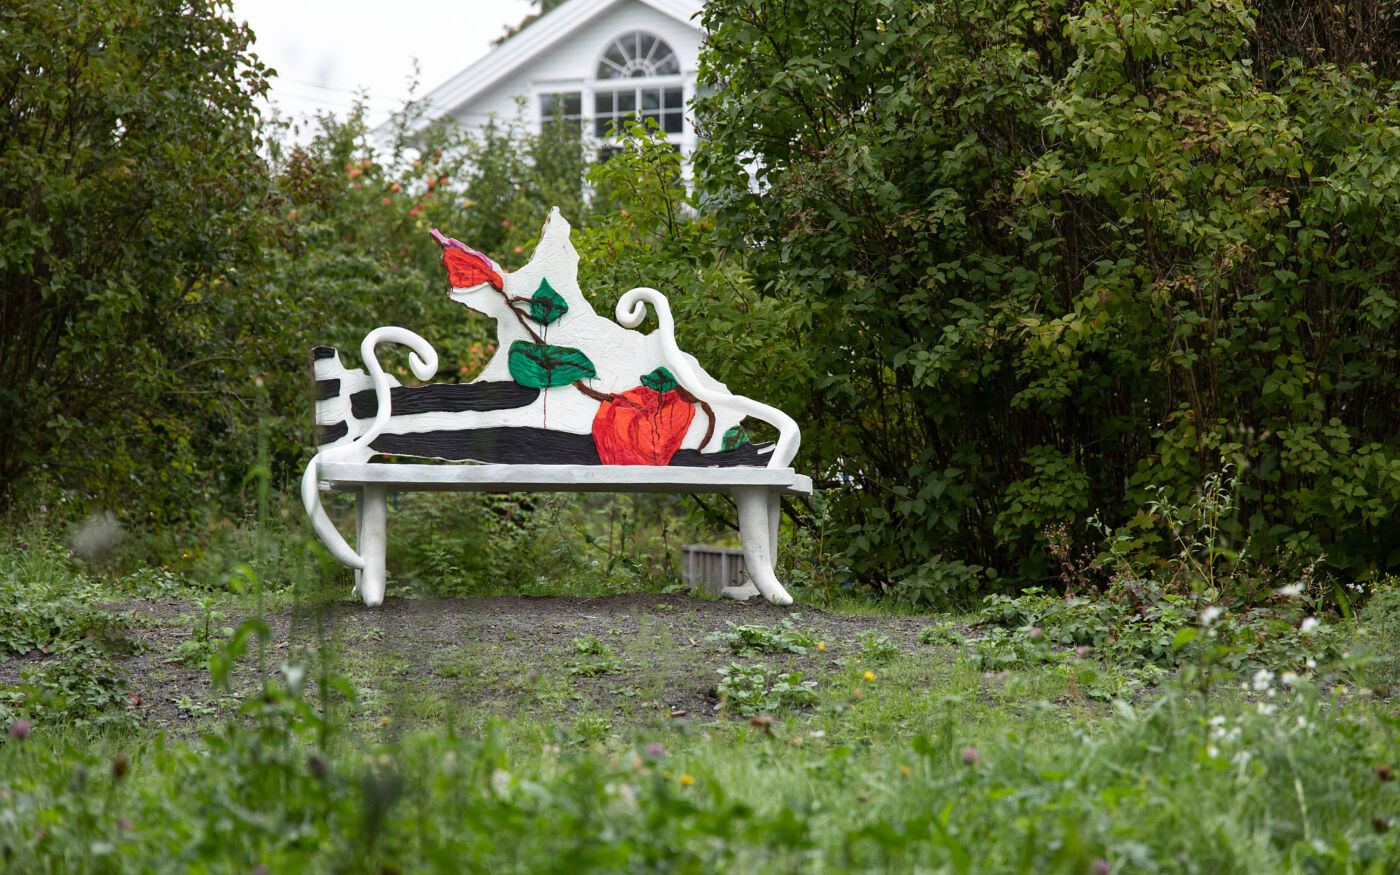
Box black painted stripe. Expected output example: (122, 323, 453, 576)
(371, 427, 600, 465)
(316, 421, 348, 444)
(670, 442, 774, 468)
(314, 379, 340, 401)
(368, 426, 774, 468)
(311, 346, 337, 361)
(350, 382, 540, 419)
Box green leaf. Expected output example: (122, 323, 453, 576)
(528, 278, 568, 325)
(1172, 627, 1199, 650)
(640, 366, 679, 392)
(721, 425, 750, 451)
(508, 340, 597, 389)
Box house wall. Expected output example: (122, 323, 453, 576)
(443, 0, 703, 156)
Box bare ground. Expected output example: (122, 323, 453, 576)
(1, 594, 955, 734)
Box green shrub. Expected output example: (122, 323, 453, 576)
(3, 649, 131, 727)
(695, 0, 1400, 597)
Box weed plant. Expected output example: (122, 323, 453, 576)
(706, 615, 817, 657)
(715, 663, 818, 717)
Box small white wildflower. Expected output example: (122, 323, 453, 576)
(1275, 582, 1304, 597)
(491, 769, 512, 795)
(1305, 657, 1317, 669)
(1209, 722, 1240, 743)
(1201, 605, 1224, 626)
(1256, 702, 1277, 716)
(1206, 745, 1219, 759)
(1231, 749, 1253, 767)
(1281, 671, 1300, 687)
(1208, 715, 1228, 727)
(1300, 617, 1321, 635)
(617, 782, 637, 807)
(1252, 669, 1275, 692)
(1295, 715, 1311, 730)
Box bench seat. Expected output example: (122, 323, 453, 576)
(317, 462, 812, 494)
(315, 463, 810, 607)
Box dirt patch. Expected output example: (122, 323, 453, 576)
(2, 594, 953, 734)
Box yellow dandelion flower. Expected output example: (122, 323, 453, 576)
(818, 642, 826, 651)
(901, 765, 911, 776)
(864, 670, 876, 681)
(680, 774, 695, 786)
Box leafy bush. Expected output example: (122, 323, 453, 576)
(695, 0, 1400, 597)
(2, 649, 131, 727)
(0, 538, 134, 659)
(967, 628, 1055, 671)
(0, 0, 275, 514)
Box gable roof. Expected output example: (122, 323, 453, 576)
(406, 0, 704, 135)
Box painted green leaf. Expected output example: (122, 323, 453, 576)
(528, 278, 568, 325)
(721, 425, 751, 451)
(640, 366, 679, 393)
(508, 340, 597, 389)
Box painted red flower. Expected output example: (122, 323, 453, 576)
(430, 229, 503, 290)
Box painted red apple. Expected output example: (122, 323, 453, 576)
(592, 369, 695, 466)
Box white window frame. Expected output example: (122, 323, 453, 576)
(528, 32, 697, 167)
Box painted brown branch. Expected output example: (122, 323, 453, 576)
(675, 386, 715, 449)
(573, 381, 614, 403)
(504, 300, 543, 344)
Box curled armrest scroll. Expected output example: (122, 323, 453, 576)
(615, 288, 800, 469)
(301, 327, 439, 571)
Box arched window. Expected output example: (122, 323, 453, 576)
(596, 31, 680, 79)
(592, 31, 683, 140)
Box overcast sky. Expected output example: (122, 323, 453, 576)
(228, 0, 535, 129)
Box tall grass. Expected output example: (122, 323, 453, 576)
(2, 671, 1396, 872)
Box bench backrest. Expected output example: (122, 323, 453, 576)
(307, 209, 799, 471)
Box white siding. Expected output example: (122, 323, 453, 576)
(444, 0, 703, 154)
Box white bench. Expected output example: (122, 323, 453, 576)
(301, 210, 809, 607)
(313, 461, 810, 606)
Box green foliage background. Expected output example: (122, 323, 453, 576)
(694, 0, 1400, 599)
(0, 0, 275, 517)
(4, 0, 1400, 605)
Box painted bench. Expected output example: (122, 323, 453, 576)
(301, 210, 810, 606)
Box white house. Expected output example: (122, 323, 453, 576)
(404, 0, 705, 161)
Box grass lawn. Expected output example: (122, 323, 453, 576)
(2, 524, 1398, 873)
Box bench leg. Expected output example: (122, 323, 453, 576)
(352, 488, 364, 597)
(768, 492, 781, 566)
(734, 486, 793, 605)
(358, 484, 388, 607)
